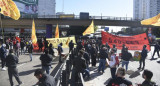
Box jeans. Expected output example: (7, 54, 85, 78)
(98, 59, 106, 72)
(21, 48, 25, 55)
(122, 61, 129, 71)
(83, 69, 90, 78)
(29, 53, 32, 61)
(110, 68, 117, 79)
(42, 66, 51, 74)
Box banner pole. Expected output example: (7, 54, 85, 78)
(0, 14, 4, 43)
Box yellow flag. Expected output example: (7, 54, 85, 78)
(66, 37, 70, 45)
(31, 19, 37, 44)
(55, 24, 59, 38)
(83, 20, 94, 36)
(141, 13, 160, 25)
(0, 0, 20, 20)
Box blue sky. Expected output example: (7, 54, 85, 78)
(56, 0, 133, 17)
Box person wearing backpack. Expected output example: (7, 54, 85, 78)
(121, 48, 132, 71)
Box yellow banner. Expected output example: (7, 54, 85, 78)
(83, 20, 94, 35)
(0, 0, 20, 20)
(55, 24, 59, 38)
(31, 20, 37, 44)
(141, 13, 160, 25)
(46, 36, 76, 48)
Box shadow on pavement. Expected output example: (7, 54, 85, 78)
(33, 64, 41, 67)
(104, 77, 112, 85)
(18, 61, 30, 64)
(19, 69, 36, 76)
(129, 70, 141, 78)
(50, 63, 63, 77)
(157, 60, 160, 63)
(88, 72, 102, 81)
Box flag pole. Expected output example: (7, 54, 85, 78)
(0, 14, 4, 43)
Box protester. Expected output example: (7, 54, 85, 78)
(28, 41, 33, 61)
(69, 40, 74, 53)
(112, 44, 117, 53)
(40, 49, 53, 74)
(73, 50, 90, 80)
(98, 45, 108, 73)
(20, 40, 25, 55)
(83, 48, 90, 68)
(90, 44, 97, 67)
(106, 42, 110, 52)
(137, 69, 156, 86)
(49, 43, 54, 56)
(0, 44, 7, 71)
(58, 43, 63, 63)
(151, 42, 160, 60)
(109, 49, 117, 78)
(15, 40, 20, 57)
(107, 67, 132, 86)
(38, 39, 43, 52)
(34, 69, 55, 86)
(6, 49, 23, 86)
(138, 45, 148, 70)
(121, 48, 132, 71)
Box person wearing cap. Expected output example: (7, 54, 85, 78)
(58, 43, 63, 63)
(0, 44, 7, 71)
(107, 67, 132, 86)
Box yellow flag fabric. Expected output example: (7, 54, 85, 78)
(83, 20, 94, 36)
(0, 0, 20, 20)
(66, 37, 70, 45)
(31, 20, 37, 44)
(141, 13, 160, 25)
(55, 24, 59, 38)
(46, 36, 76, 48)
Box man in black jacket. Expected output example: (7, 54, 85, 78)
(138, 45, 148, 70)
(69, 40, 74, 53)
(6, 49, 23, 86)
(151, 42, 160, 59)
(40, 49, 53, 74)
(121, 48, 132, 71)
(34, 69, 55, 86)
(107, 67, 132, 86)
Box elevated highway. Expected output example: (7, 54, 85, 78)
(0, 15, 143, 29)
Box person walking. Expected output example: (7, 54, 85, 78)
(107, 67, 132, 86)
(49, 43, 54, 56)
(40, 49, 53, 74)
(138, 45, 148, 70)
(58, 43, 63, 63)
(28, 42, 33, 61)
(69, 40, 74, 53)
(6, 49, 23, 86)
(34, 69, 55, 86)
(20, 40, 25, 55)
(0, 44, 7, 71)
(151, 42, 160, 59)
(121, 48, 132, 71)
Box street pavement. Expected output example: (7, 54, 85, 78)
(0, 47, 160, 86)
(84, 46, 160, 86)
(0, 48, 69, 86)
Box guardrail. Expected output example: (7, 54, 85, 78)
(2, 14, 139, 21)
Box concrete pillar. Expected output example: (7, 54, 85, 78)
(46, 24, 52, 38)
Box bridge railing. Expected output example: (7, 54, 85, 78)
(2, 14, 137, 21)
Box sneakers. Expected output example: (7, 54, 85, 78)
(1, 67, 6, 71)
(19, 82, 24, 86)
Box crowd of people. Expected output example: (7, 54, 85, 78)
(0, 36, 159, 86)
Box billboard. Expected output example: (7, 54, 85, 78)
(13, 0, 38, 16)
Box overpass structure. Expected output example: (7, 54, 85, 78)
(0, 15, 142, 29)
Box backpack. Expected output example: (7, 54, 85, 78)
(115, 54, 119, 66)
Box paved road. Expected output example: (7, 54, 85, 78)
(85, 46, 160, 86)
(0, 48, 69, 86)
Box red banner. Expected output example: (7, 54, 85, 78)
(101, 31, 151, 50)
